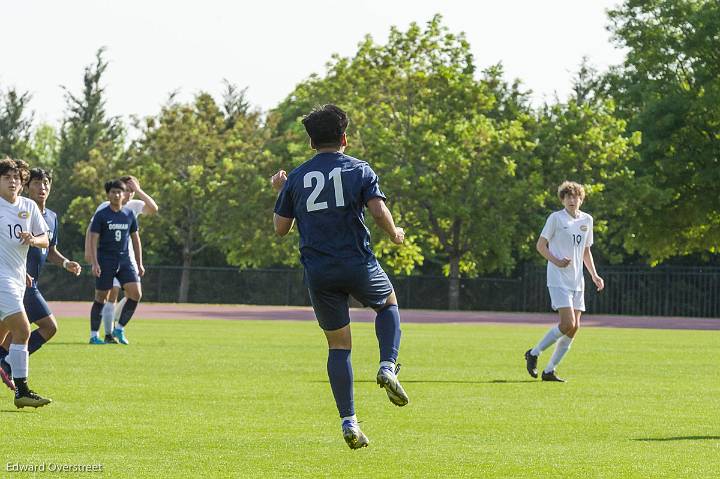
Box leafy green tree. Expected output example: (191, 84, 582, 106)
(56, 48, 126, 257)
(533, 64, 641, 264)
(606, 0, 720, 262)
(30, 123, 60, 170)
(268, 16, 541, 308)
(0, 86, 34, 160)
(131, 87, 267, 301)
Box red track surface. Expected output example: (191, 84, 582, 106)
(49, 302, 720, 330)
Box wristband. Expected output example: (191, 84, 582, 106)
(62, 259, 69, 269)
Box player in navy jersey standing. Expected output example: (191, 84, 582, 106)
(88, 179, 144, 345)
(84, 175, 158, 343)
(271, 104, 408, 449)
(0, 169, 82, 392)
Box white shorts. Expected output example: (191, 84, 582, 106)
(0, 288, 25, 321)
(548, 287, 585, 312)
(113, 272, 141, 289)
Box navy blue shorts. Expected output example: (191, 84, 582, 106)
(95, 257, 139, 291)
(304, 259, 393, 331)
(24, 286, 52, 323)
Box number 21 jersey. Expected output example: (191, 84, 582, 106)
(274, 152, 386, 266)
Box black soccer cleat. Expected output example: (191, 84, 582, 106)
(541, 370, 566, 383)
(524, 349, 538, 378)
(15, 389, 52, 408)
(104, 334, 119, 344)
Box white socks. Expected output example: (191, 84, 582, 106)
(102, 302, 114, 336)
(530, 326, 563, 356)
(90, 331, 100, 339)
(114, 297, 128, 322)
(341, 414, 357, 425)
(8, 344, 28, 379)
(379, 361, 395, 371)
(544, 335, 573, 373)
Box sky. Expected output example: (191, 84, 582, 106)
(1, 0, 626, 126)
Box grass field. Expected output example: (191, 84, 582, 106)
(2, 316, 719, 478)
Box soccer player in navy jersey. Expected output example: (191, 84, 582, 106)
(87, 179, 145, 345)
(84, 175, 158, 343)
(271, 104, 408, 449)
(0, 168, 82, 392)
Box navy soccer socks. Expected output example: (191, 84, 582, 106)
(118, 299, 139, 327)
(27, 330, 47, 355)
(375, 305, 401, 363)
(327, 349, 354, 418)
(90, 301, 104, 333)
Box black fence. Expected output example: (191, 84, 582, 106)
(37, 264, 720, 318)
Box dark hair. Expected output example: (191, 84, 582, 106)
(0, 157, 30, 184)
(104, 179, 127, 193)
(28, 167, 53, 185)
(301, 104, 349, 148)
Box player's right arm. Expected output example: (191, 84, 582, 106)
(537, 213, 570, 268)
(367, 198, 404, 244)
(88, 213, 103, 277)
(84, 224, 93, 263)
(536, 237, 569, 267)
(89, 232, 101, 277)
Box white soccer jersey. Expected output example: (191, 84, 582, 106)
(540, 209, 594, 291)
(94, 199, 144, 265)
(0, 196, 49, 292)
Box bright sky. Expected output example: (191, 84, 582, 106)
(1, 0, 625, 126)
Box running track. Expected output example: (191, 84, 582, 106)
(49, 302, 720, 331)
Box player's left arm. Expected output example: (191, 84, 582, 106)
(273, 214, 294, 237)
(130, 232, 145, 277)
(47, 247, 82, 276)
(23, 203, 50, 248)
(271, 169, 295, 236)
(583, 247, 604, 291)
(126, 177, 159, 215)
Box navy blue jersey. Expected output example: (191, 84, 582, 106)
(26, 208, 58, 287)
(274, 152, 386, 266)
(90, 205, 138, 258)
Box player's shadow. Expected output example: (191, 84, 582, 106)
(350, 379, 536, 384)
(633, 436, 720, 442)
(1, 409, 34, 414)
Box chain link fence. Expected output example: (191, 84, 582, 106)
(36, 264, 720, 318)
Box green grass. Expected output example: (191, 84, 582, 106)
(2, 316, 719, 478)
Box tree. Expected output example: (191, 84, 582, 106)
(268, 16, 541, 308)
(55, 48, 126, 257)
(132, 88, 267, 301)
(533, 62, 641, 264)
(606, 0, 720, 262)
(0, 86, 34, 160)
(30, 123, 60, 171)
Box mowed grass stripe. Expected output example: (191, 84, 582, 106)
(1, 317, 718, 478)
